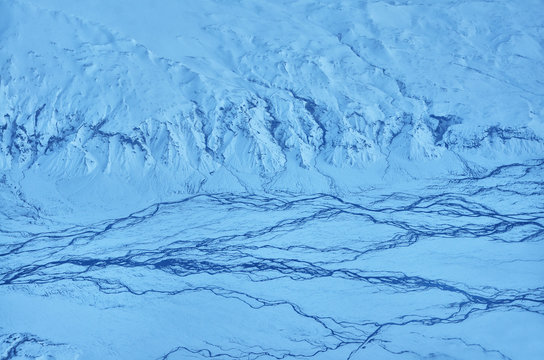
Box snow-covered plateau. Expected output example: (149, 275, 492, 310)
(0, 0, 543, 359)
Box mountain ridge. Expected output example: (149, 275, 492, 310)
(1, 0, 543, 204)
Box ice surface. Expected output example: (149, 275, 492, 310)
(0, 0, 543, 359)
(2, 164, 544, 359)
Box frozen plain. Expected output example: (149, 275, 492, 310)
(1, 0, 544, 359)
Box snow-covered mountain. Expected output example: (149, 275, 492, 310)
(2, 2, 544, 359)
(1, 0, 542, 206)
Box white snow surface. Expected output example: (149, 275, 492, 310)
(1, 2, 544, 359)
(0, 0, 543, 209)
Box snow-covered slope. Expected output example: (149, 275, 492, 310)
(1, 0, 543, 202)
(2, 2, 544, 359)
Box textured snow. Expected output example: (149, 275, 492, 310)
(1, 0, 543, 359)
(1, 0, 543, 205)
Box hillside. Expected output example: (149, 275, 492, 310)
(1, 0, 542, 208)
